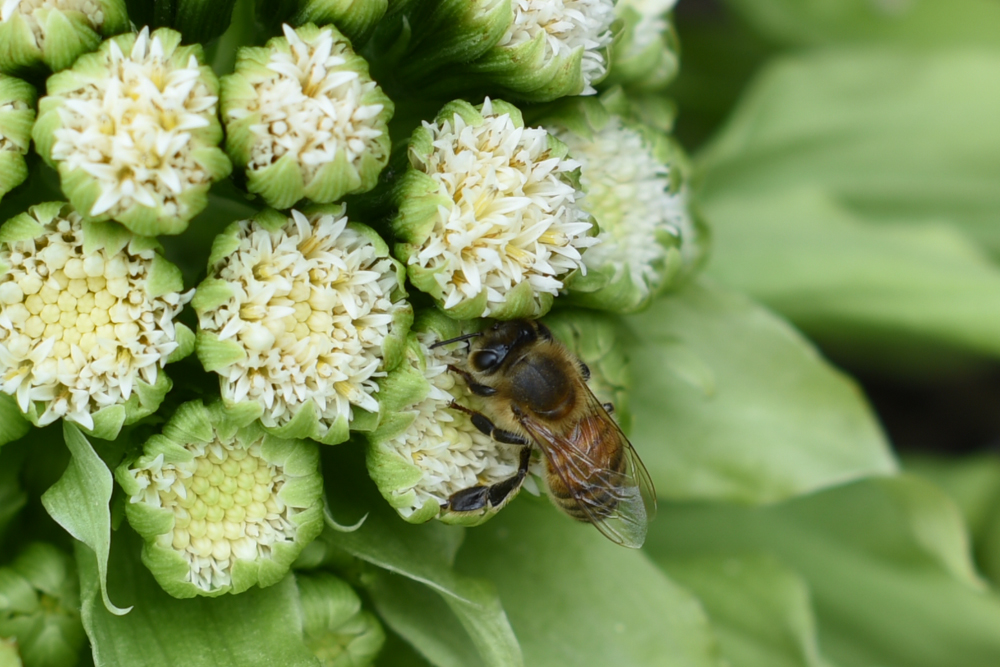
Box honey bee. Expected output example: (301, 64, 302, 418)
(432, 319, 656, 548)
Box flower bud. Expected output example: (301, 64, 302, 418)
(0, 202, 194, 439)
(602, 0, 680, 91)
(540, 94, 705, 312)
(221, 23, 393, 210)
(33, 27, 231, 236)
(0, 0, 128, 75)
(367, 312, 528, 525)
(0, 74, 35, 203)
(116, 400, 325, 598)
(297, 572, 385, 667)
(392, 98, 597, 320)
(0, 543, 85, 667)
(194, 206, 411, 445)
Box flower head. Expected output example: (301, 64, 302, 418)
(544, 97, 701, 312)
(221, 23, 393, 209)
(392, 98, 597, 320)
(367, 314, 528, 525)
(285, 0, 388, 47)
(0, 202, 193, 438)
(0, 543, 85, 667)
(0, 74, 35, 202)
(0, 0, 128, 74)
(194, 206, 411, 445)
(498, 0, 616, 96)
(297, 572, 386, 667)
(33, 27, 231, 236)
(116, 400, 324, 598)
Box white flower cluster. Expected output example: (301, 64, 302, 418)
(555, 118, 686, 298)
(49, 26, 218, 219)
(199, 209, 404, 429)
(0, 0, 105, 44)
(0, 208, 190, 429)
(409, 99, 596, 316)
(231, 24, 386, 182)
(499, 0, 616, 94)
(385, 333, 522, 518)
(126, 435, 298, 592)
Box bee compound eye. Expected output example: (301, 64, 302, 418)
(472, 349, 500, 371)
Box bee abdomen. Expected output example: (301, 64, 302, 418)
(547, 473, 621, 521)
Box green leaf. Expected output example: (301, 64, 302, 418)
(905, 453, 1000, 587)
(702, 189, 1000, 371)
(623, 280, 895, 503)
(77, 527, 319, 667)
(647, 475, 1000, 667)
(664, 555, 835, 667)
(723, 0, 1000, 48)
(365, 574, 483, 667)
(698, 50, 1000, 258)
(41, 423, 129, 616)
(0, 394, 30, 448)
(456, 495, 721, 667)
(0, 441, 27, 539)
(323, 445, 523, 667)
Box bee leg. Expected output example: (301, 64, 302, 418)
(447, 364, 497, 396)
(447, 446, 532, 512)
(602, 402, 614, 415)
(448, 401, 530, 445)
(578, 361, 591, 381)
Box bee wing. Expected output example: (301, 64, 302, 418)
(517, 391, 656, 548)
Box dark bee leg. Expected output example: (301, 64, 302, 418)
(446, 364, 497, 397)
(447, 446, 532, 512)
(579, 361, 591, 381)
(602, 402, 614, 415)
(448, 401, 529, 445)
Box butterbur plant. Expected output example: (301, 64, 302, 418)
(3, 1, 1000, 666)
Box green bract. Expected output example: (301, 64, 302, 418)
(371, 0, 617, 102)
(0, 543, 85, 667)
(0, 0, 128, 75)
(392, 97, 596, 320)
(297, 572, 386, 667)
(115, 400, 324, 598)
(194, 206, 411, 445)
(32, 27, 231, 236)
(0, 74, 35, 203)
(539, 93, 705, 313)
(221, 23, 393, 210)
(282, 0, 388, 46)
(367, 311, 526, 526)
(0, 202, 194, 439)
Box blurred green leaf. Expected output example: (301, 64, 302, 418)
(456, 495, 722, 667)
(41, 423, 129, 616)
(647, 475, 1000, 667)
(723, 0, 1000, 48)
(904, 453, 1000, 540)
(906, 453, 1000, 587)
(78, 527, 319, 667)
(697, 50, 1000, 257)
(623, 280, 895, 504)
(702, 189, 1000, 371)
(323, 445, 523, 667)
(665, 554, 836, 667)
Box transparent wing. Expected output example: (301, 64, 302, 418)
(517, 389, 656, 548)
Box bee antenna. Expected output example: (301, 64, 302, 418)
(430, 332, 483, 349)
